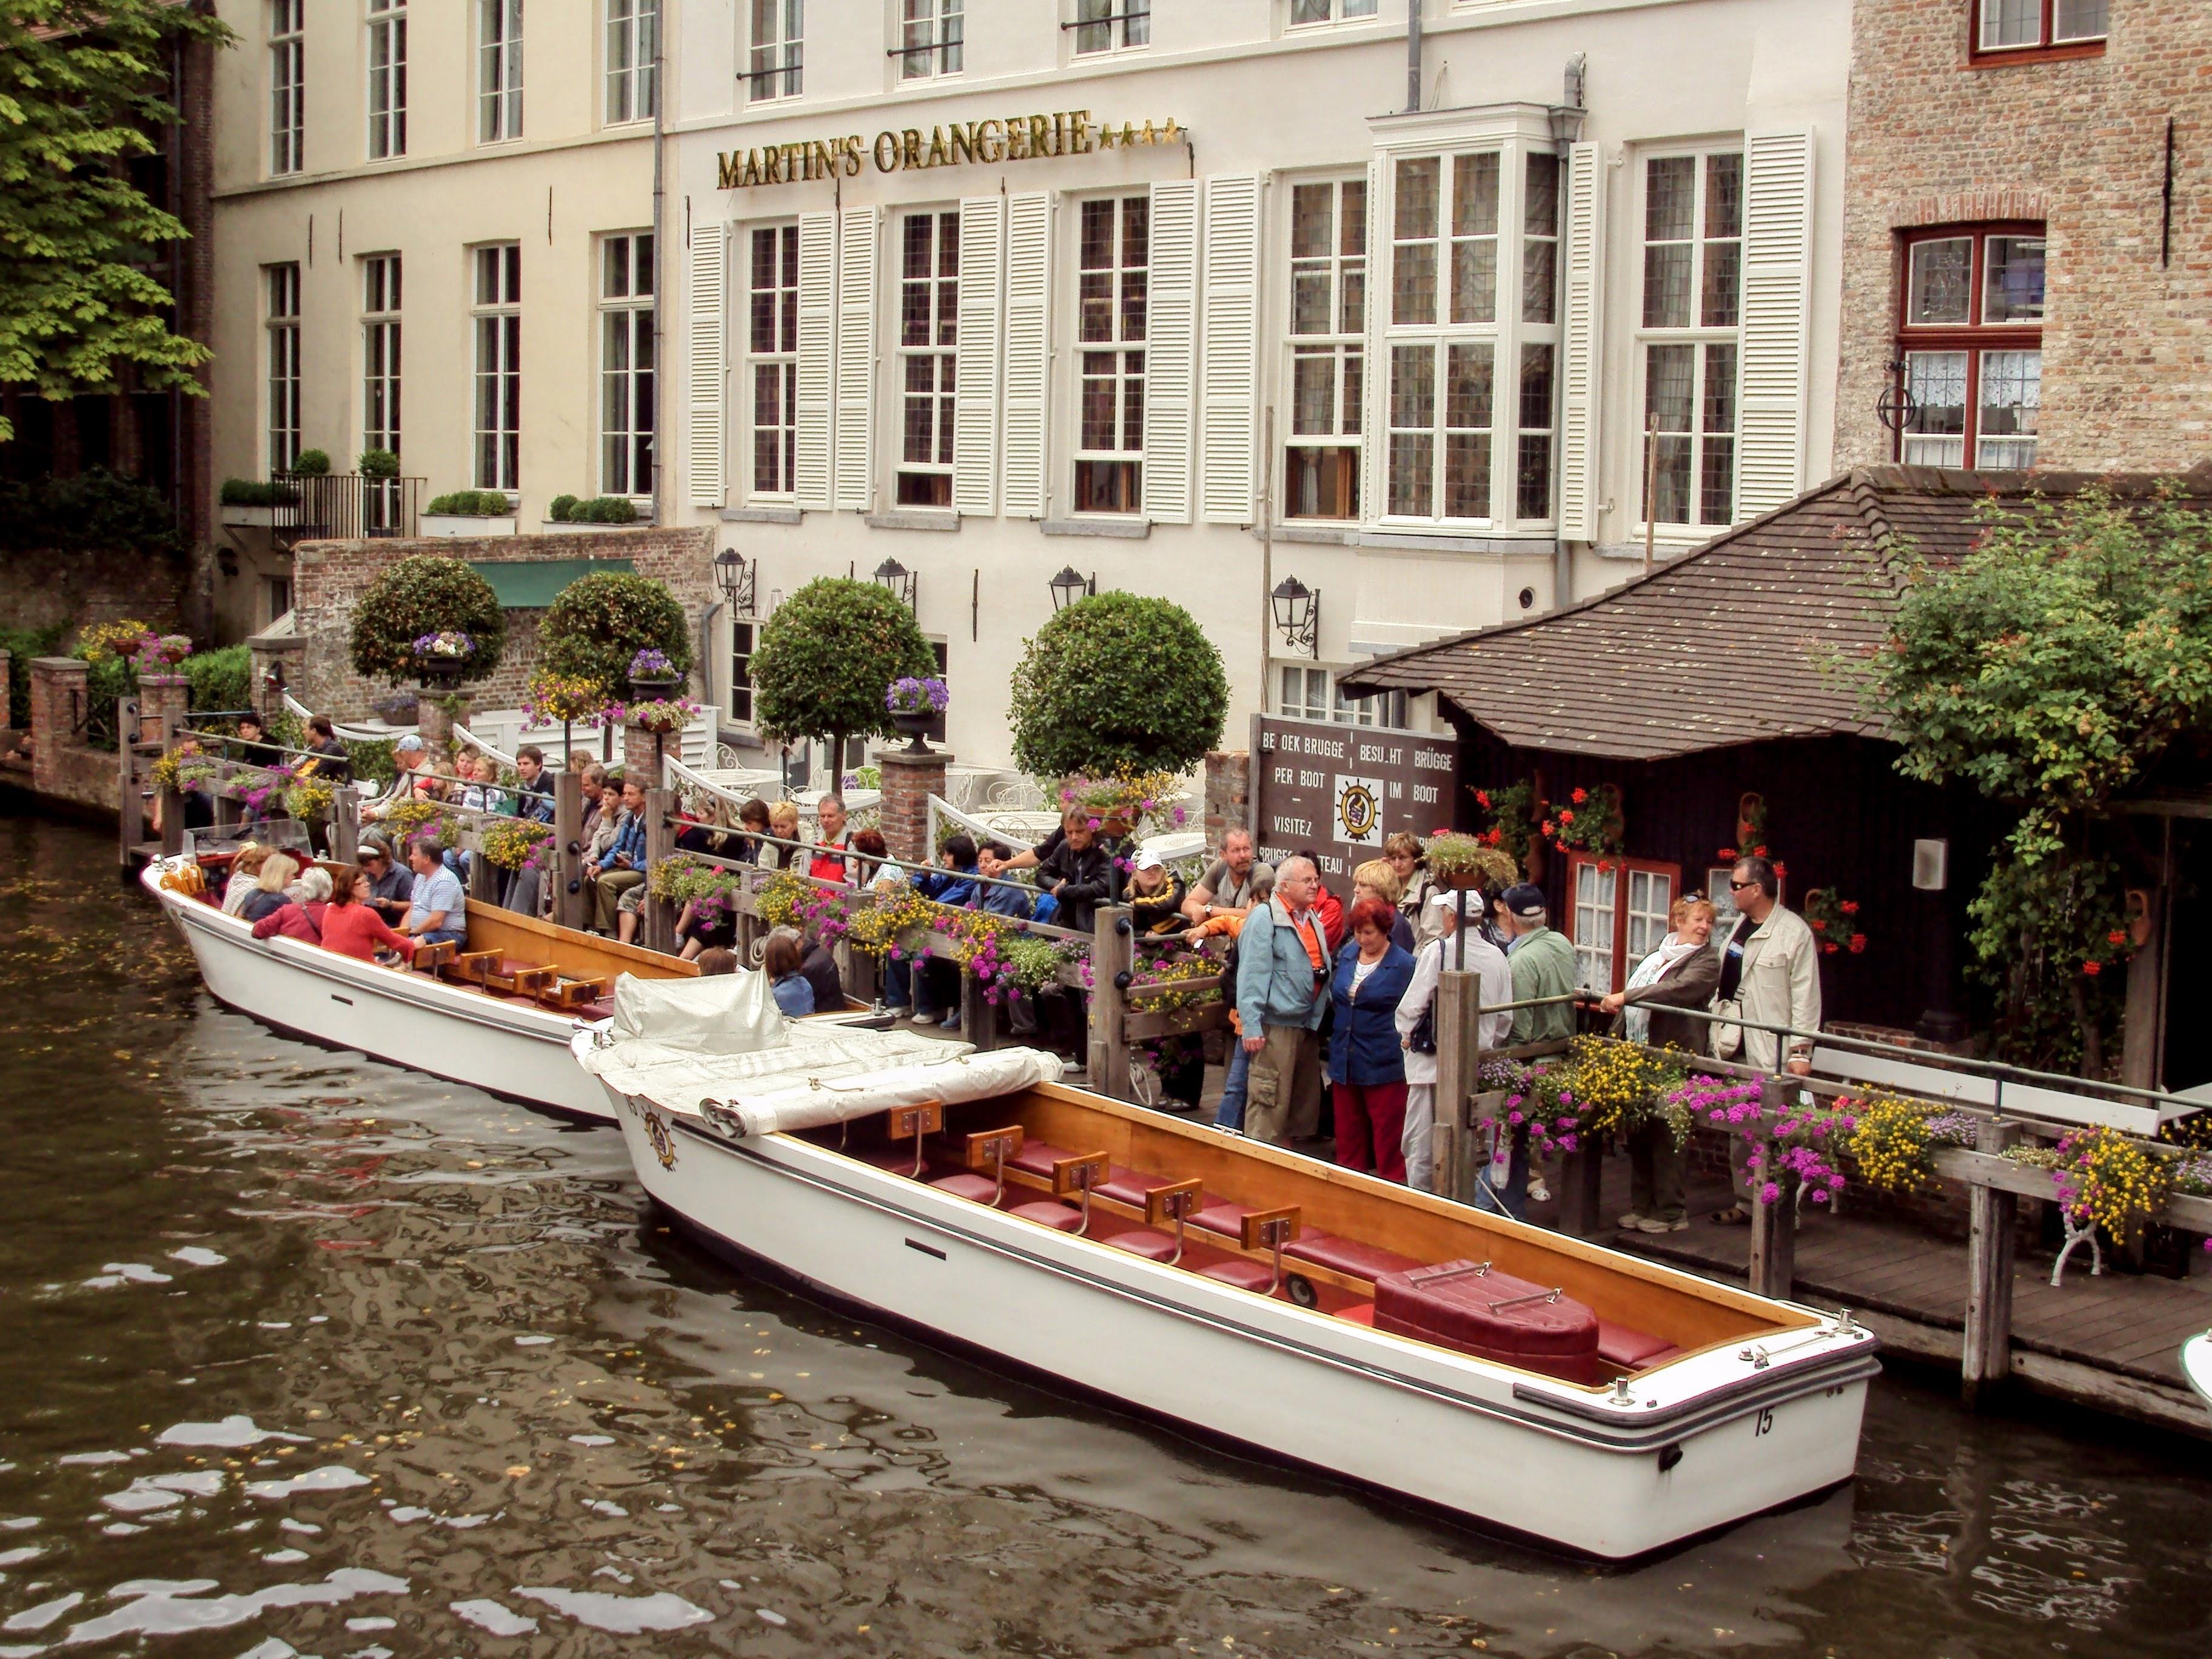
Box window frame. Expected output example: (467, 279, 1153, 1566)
(1070, 192, 1149, 517)
(748, 0, 804, 102)
(605, 0, 659, 125)
(598, 232, 656, 500)
(744, 221, 800, 501)
(1562, 851, 1681, 994)
(1892, 220, 2045, 471)
(1275, 664, 1408, 730)
(478, 0, 524, 145)
(895, 0, 963, 81)
(1969, 0, 2108, 64)
(1633, 145, 1745, 535)
(472, 243, 522, 494)
(366, 0, 406, 161)
(894, 208, 959, 509)
(1071, 0, 1149, 58)
(361, 253, 402, 459)
(727, 613, 759, 728)
(269, 0, 304, 178)
(266, 263, 301, 474)
(1282, 173, 1367, 522)
(1285, 0, 1381, 27)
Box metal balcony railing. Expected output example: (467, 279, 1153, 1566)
(271, 473, 424, 548)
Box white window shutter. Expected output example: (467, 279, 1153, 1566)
(686, 226, 728, 509)
(795, 209, 836, 512)
(953, 196, 1005, 518)
(1142, 178, 1199, 524)
(1737, 129, 1815, 518)
(1555, 143, 1603, 541)
(1199, 173, 1261, 525)
(1000, 192, 1051, 520)
(1359, 156, 1384, 529)
(834, 205, 880, 512)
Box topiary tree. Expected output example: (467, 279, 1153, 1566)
(537, 570, 691, 698)
(749, 577, 934, 769)
(349, 554, 506, 685)
(1008, 590, 1228, 780)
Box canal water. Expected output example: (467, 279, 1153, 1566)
(0, 811, 2206, 1659)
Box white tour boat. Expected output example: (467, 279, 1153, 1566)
(2185, 1333, 2212, 1433)
(577, 976, 1882, 1560)
(142, 836, 871, 1123)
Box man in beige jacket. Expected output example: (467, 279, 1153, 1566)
(1712, 854, 1821, 1224)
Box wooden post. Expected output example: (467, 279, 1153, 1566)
(643, 787, 677, 954)
(1087, 905, 1134, 1100)
(1962, 1117, 2023, 1409)
(1558, 1142, 1607, 1237)
(844, 945, 879, 1007)
(552, 771, 587, 932)
(1748, 1077, 1798, 1299)
(1433, 970, 1480, 1204)
(116, 695, 142, 867)
(466, 833, 501, 904)
(330, 787, 360, 865)
(734, 866, 765, 963)
(960, 967, 1000, 1050)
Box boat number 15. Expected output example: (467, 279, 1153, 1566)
(1751, 1408, 1775, 1438)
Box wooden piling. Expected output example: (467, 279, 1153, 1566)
(116, 696, 141, 868)
(552, 772, 587, 932)
(1962, 1116, 2023, 1409)
(1087, 906, 1133, 1100)
(642, 788, 677, 954)
(1433, 971, 1480, 1204)
(1748, 1075, 1798, 1299)
(960, 968, 1000, 1050)
(330, 788, 360, 865)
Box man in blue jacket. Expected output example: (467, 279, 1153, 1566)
(1234, 857, 1330, 1147)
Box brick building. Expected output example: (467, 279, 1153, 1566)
(1835, 0, 2212, 473)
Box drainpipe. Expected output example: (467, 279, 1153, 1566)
(1406, 0, 1424, 114)
(649, 3, 668, 528)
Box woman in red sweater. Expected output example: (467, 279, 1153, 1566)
(320, 866, 418, 964)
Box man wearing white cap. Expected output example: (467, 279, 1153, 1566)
(1395, 890, 1512, 1192)
(363, 734, 434, 822)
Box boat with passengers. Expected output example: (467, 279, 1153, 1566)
(574, 974, 1881, 1560)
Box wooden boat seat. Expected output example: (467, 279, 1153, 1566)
(930, 1128, 1023, 1208)
(411, 940, 457, 974)
(1196, 1258, 1278, 1293)
(1101, 1225, 1181, 1261)
(1375, 1260, 1601, 1385)
(1283, 1235, 1424, 1283)
(1096, 1167, 1173, 1208)
(541, 977, 614, 1013)
(1597, 1320, 1683, 1372)
(1334, 1302, 1376, 1325)
(1007, 1200, 1084, 1232)
(1190, 1201, 1253, 1238)
(1007, 1139, 1077, 1179)
(931, 1173, 1001, 1204)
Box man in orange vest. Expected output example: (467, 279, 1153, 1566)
(1233, 856, 1331, 1146)
(807, 794, 854, 886)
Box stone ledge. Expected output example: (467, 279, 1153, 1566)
(1041, 517, 1151, 540)
(863, 511, 960, 533)
(720, 505, 803, 526)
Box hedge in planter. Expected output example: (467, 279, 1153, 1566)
(348, 554, 507, 685)
(749, 578, 934, 769)
(537, 571, 691, 697)
(1008, 591, 1228, 780)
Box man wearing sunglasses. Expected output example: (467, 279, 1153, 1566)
(1711, 853, 1822, 1225)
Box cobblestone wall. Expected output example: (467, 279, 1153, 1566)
(1836, 0, 2212, 472)
(290, 528, 716, 721)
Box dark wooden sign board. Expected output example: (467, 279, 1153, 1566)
(1248, 713, 1460, 898)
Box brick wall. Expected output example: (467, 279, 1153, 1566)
(1837, 1, 2212, 472)
(290, 528, 716, 721)
(1202, 749, 1250, 856)
(877, 750, 948, 866)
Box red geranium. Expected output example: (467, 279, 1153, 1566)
(2082, 960, 2102, 977)
(1559, 809, 1576, 826)
(1848, 934, 1867, 953)
(1840, 900, 1860, 916)
(1570, 787, 1588, 804)
(2106, 929, 2128, 946)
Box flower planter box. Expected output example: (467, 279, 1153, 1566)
(420, 514, 517, 538)
(220, 504, 277, 528)
(538, 519, 646, 534)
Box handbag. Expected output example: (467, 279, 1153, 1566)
(1409, 1005, 1436, 1054)
(1710, 995, 1743, 1061)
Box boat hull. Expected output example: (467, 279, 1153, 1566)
(603, 1084, 1877, 1560)
(146, 862, 614, 1121)
(2185, 1335, 2212, 1433)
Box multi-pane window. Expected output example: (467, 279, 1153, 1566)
(1386, 152, 1505, 521)
(1638, 151, 1743, 528)
(1567, 856, 1677, 994)
(899, 0, 962, 79)
(269, 0, 303, 176)
(1977, 0, 2106, 52)
(1074, 0, 1148, 55)
(472, 245, 521, 492)
(362, 255, 402, 457)
(728, 618, 757, 725)
(600, 234, 655, 498)
(748, 226, 799, 496)
(266, 264, 301, 472)
(1075, 196, 1147, 514)
(897, 212, 959, 508)
(1278, 666, 1407, 729)
(367, 1, 406, 159)
(1897, 225, 2044, 469)
(480, 0, 524, 143)
(1517, 154, 1560, 520)
(1285, 177, 1366, 520)
(1289, 0, 1379, 21)
(749, 0, 803, 101)
(606, 0, 658, 123)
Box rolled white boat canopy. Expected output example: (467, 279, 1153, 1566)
(580, 969, 1062, 1135)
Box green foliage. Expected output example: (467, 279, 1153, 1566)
(0, 623, 65, 728)
(185, 644, 252, 713)
(289, 449, 330, 477)
(76, 654, 133, 752)
(357, 448, 400, 478)
(348, 555, 506, 686)
(220, 478, 286, 506)
(538, 571, 691, 696)
(547, 494, 581, 523)
(0, 468, 178, 557)
(578, 495, 638, 524)
(1007, 591, 1227, 779)
(1966, 852, 2129, 1074)
(0, 1, 231, 442)
(749, 578, 934, 752)
(425, 490, 512, 516)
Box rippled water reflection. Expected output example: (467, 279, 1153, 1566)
(0, 813, 2207, 1657)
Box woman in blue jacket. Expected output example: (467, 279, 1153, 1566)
(1326, 896, 1418, 1182)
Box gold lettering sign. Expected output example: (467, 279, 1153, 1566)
(716, 112, 1182, 190)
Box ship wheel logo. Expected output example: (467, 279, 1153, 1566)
(1337, 782, 1381, 843)
(642, 1106, 679, 1171)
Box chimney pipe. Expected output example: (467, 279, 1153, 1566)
(1406, 1, 1424, 113)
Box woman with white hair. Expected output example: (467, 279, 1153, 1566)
(1394, 890, 1512, 1193)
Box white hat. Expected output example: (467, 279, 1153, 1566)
(1132, 848, 1165, 872)
(1423, 889, 1466, 925)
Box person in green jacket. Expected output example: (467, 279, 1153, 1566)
(1483, 883, 1580, 1216)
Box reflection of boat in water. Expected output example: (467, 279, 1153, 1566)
(578, 976, 1881, 1561)
(142, 834, 873, 1124)
(2187, 1333, 2212, 1432)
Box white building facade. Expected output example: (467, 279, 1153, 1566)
(669, 0, 1849, 769)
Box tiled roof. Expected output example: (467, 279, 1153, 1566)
(1341, 464, 2212, 762)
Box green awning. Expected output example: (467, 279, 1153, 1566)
(466, 557, 635, 609)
